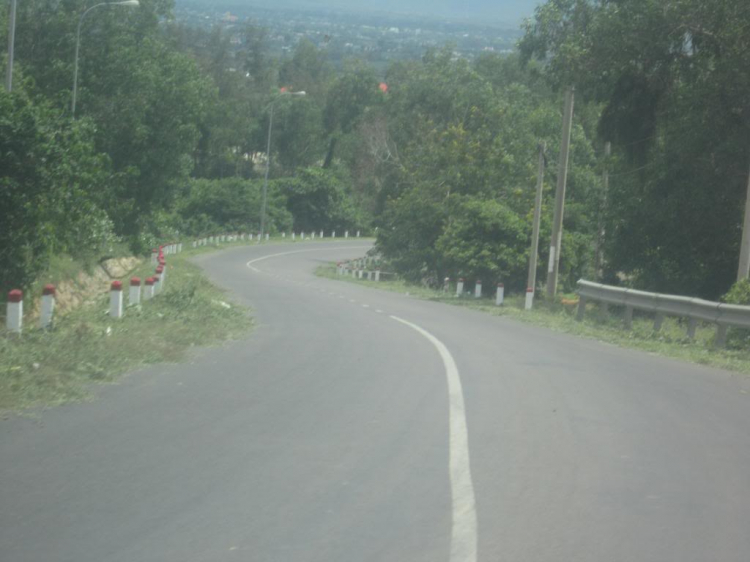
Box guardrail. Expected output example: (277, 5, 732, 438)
(576, 280, 750, 347)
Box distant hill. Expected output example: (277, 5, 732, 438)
(177, 0, 542, 26)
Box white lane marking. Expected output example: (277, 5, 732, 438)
(349, 299, 356, 303)
(362, 304, 370, 309)
(246, 246, 371, 272)
(390, 316, 478, 562)
(376, 309, 384, 314)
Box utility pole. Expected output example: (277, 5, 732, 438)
(6, 0, 17, 92)
(594, 141, 611, 280)
(737, 161, 750, 281)
(526, 141, 546, 299)
(546, 86, 575, 298)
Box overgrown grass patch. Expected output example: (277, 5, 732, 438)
(0, 255, 253, 412)
(316, 263, 750, 375)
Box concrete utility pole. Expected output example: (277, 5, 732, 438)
(594, 141, 611, 280)
(737, 161, 750, 281)
(546, 86, 575, 298)
(526, 141, 546, 297)
(6, 0, 17, 92)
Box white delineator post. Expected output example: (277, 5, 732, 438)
(495, 283, 505, 306)
(345, 231, 349, 239)
(265, 233, 269, 241)
(129, 277, 141, 306)
(375, 269, 381, 282)
(110, 281, 124, 319)
(320, 230, 323, 238)
(525, 288, 534, 310)
(301, 231, 305, 240)
(357, 230, 360, 238)
(282, 232, 286, 239)
(292, 232, 296, 241)
(156, 265, 165, 293)
(474, 280, 482, 298)
(444, 277, 450, 292)
(40, 284, 56, 329)
(456, 278, 464, 297)
(332, 230, 336, 238)
(144, 277, 155, 300)
(6, 289, 23, 333)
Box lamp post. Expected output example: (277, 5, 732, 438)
(71, 0, 140, 117)
(259, 90, 306, 241)
(5, 0, 17, 92)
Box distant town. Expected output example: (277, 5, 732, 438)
(174, 1, 523, 71)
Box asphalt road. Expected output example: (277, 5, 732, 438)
(2, 241, 749, 562)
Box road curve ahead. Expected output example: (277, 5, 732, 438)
(2, 241, 750, 562)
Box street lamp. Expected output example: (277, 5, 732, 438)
(259, 90, 306, 240)
(5, 0, 17, 92)
(71, 0, 140, 117)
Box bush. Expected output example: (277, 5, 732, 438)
(722, 279, 750, 305)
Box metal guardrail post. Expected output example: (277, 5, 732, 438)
(576, 296, 586, 321)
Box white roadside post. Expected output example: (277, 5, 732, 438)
(345, 231, 349, 239)
(332, 230, 336, 238)
(144, 277, 155, 301)
(375, 269, 381, 282)
(292, 232, 296, 241)
(156, 265, 165, 293)
(265, 233, 269, 241)
(357, 230, 360, 238)
(367, 271, 372, 281)
(6, 289, 23, 333)
(129, 277, 141, 306)
(282, 232, 286, 239)
(525, 288, 534, 310)
(40, 284, 56, 329)
(109, 281, 124, 319)
(320, 230, 323, 239)
(496, 283, 505, 306)
(153, 274, 161, 295)
(474, 280, 482, 298)
(312, 231, 316, 240)
(444, 277, 450, 293)
(456, 278, 464, 297)
(301, 231, 305, 240)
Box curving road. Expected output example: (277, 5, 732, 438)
(2, 241, 749, 562)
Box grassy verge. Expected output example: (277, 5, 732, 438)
(0, 251, 253, 412)
(316, 263, 750, 375)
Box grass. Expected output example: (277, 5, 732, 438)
(316, 263, 750, 375)
(0, 250, 253, 412)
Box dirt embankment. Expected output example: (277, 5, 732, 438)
(34, 257, 142, 317)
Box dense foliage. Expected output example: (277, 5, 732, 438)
(2, 0, 749, 302)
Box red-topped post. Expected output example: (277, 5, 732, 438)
(496, 283, 505, 306)
(525, 287, 534, 310)
(40, 284, 56, 328)
(6, 289, 23, 333)
(144, 277, 155, 300)
(110, 281, 124, 319)
(129, 277, 141, 306)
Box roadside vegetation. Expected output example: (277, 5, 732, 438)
(0, 247, 252, 412)
(317, 263, 750, 375)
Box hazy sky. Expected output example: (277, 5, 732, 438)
(226, 1, 544, 25)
